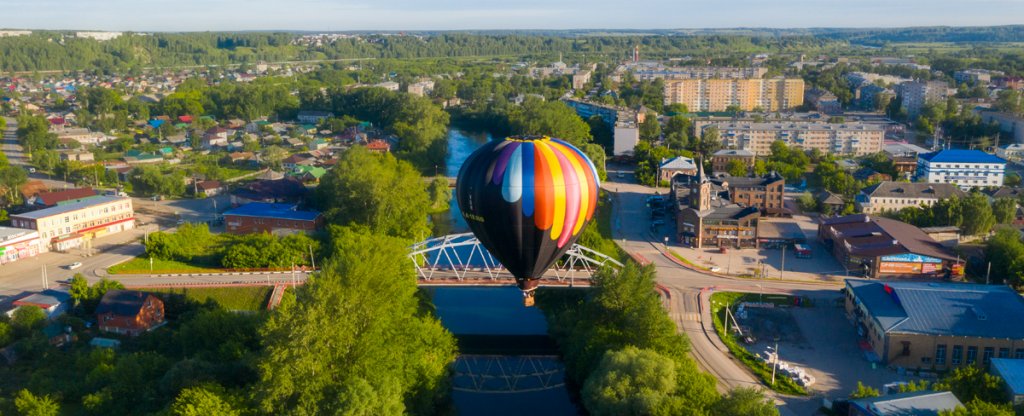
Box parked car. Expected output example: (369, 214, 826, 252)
(66, 262, 82, 270)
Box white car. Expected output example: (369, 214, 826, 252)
(709, 266, 722, 273)
(66, 262, 83, 270)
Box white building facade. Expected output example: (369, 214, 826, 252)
(916, 150, 1006, 189)
(10, 196, 135, 251)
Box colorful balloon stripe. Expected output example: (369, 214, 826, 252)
(487, 136, 600, 248)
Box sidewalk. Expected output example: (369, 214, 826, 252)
(667, 244, 852, 285)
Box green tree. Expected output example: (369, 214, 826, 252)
(639, 114, 661, 142)
(427, 176, 451, 213)
(256, 226, 456, 415)
(664, 115, 690, 150)
(993, 198, 1018, 225)
(508, 98, 593, 147)
(1006, 173, 1022, 187)
(11, 305, 46, 337)
(582, 347, 681, 416)
(696, 126, 722, 157)
(850, 381, 881, 399)
(940, 399, 1015, 416)
(170, 386, 240, 416)
(582, 143, 608, 181)
(14, 389, 60, 416)
(316, 146, 432, 239)
(726, 160, 749, 177)
(753, 159, 768, 176)
(933, 365, 1006, 404)
(961, 192, 997, 235)
(0, 320, 13, 347)
(710, 388, 779, 416)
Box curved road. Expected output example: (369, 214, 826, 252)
(604, 173, 844, 416)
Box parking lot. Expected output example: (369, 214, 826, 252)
(733, 293, 912, 399)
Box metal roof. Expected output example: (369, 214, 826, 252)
(659, 156, 696, 170)
(847, 279, 1024, 339)
(919, 149, 1006, 164)
(11, 196, 129, 220)
(991, 358, 1024, 396)
(223, 202, 321, 221)
(850, 390, 963, 415)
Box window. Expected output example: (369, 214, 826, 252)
(967, 346, 978, 365)
(984, 347, 994, 365)
(953, 346, 963, 365)
(936, 344, 947, 365)
(999, 348, 1010, 359)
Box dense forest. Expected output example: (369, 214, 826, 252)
(0, 32, 843, 72)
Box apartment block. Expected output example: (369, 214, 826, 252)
(663, 77, 804, 112)
(696, 121, 884, 156)
(898, 81, 952, 117)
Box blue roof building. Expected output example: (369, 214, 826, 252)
(916, 149, 1006, 189)
(845, 279, 1024, 369)
(223, 203, 323, 235)
(990, 358, 1024, 405)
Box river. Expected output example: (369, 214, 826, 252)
(432, 128, 579, 416)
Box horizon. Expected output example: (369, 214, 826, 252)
(6, 0, 1024, 32)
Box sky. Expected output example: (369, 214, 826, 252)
(3, 0, 1024, 32)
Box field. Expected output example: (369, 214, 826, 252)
(108, 257, 224, 274)
(147, 286, 274, 311)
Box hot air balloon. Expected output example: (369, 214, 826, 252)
(456, 135, 601, 306)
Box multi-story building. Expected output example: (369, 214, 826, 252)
(804, 88, 842, 114)
(675, 164, 761, 248)
(721, 172, 786, 216)
(819, 214, 964, 279)
(663, 77, 804, 112)
(954, 69, 1003, 85)
(916, 149, 1006, 189)
(9, 196, 134, 251)
(296, 110, 334, 124)
(613, 123, 639, 157)
(844, 279, 1024, 370)
(75, 31, 122, 41)
(854, 182, 965, 214)
(0, 226, 45, 265)
(633, 66, 767, 81)
(572, 70, 592, 90)
(976, 110, 1024, 144)
(697, 121, 884, 156)
(898, 81, 952, 117)
(407, 80, 435, 97)
(224, 203, 324, 235)
(883, 142, 930, 176)
(659, 156, 698, 182)
(711, 149, 755, 174)
(562, 98, 642, 157)
(853, 84, 895, 111)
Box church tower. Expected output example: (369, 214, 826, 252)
(690, 157, 712, 211)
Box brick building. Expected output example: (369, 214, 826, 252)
(711, 149, 755, 174)
(96, 290, 165, 336)
(223, 202, 323, 235)
(719, 172, 786, 216)
(819, 215, 964, 278)
(845, 280, 1024, 371)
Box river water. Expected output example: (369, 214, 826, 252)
(432, 128, 579, 416)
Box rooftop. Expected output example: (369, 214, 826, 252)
(821, 214, 957, 262)
(660, 156, 697, 171)
(919, 149, 1006, 164)
(13, 290, 71, 308)
(861, 182, 965, 200)
(991, 358, 1024, 396)
(708, 121, 885, 132)
(96, 290, 155, 317)
(847, 279, 1024, 339)
(12, 196, 129, 220)
(35, 187, 96, 206)
(849, 390, 963, 416)
(713, 149, 754, 157)
(223, 202, 321, 221)
(0, 226, 38, 243)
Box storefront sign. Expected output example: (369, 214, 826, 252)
(880, 253, 942, 263)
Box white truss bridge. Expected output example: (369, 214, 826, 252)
(408, 233, 623, 284)
(452, 355, 566, 393)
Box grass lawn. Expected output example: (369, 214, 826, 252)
(708, 291, 808, 396)
(669, 250, 710, 271)
(591, 191, 629, 262)
(108, 257, 225, 274)
(148, 286, 273, 311)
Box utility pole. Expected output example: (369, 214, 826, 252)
(41, 265, 48, 290)
(987, 261, 992, 284)
(308, 244, 316, 270)
(771, 343, 779, 385)
(780, 244, 786, 279)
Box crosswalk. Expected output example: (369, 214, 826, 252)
(674, 312, 701, 322)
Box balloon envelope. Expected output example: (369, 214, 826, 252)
(456, 136, 601, 294)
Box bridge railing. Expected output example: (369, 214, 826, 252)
(408, 233, 623, 282)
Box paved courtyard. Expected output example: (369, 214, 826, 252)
(736, 294, 916, 401)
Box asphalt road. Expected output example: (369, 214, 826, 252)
(603, 172, 843, 415)
(3, 116, 77, 190)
